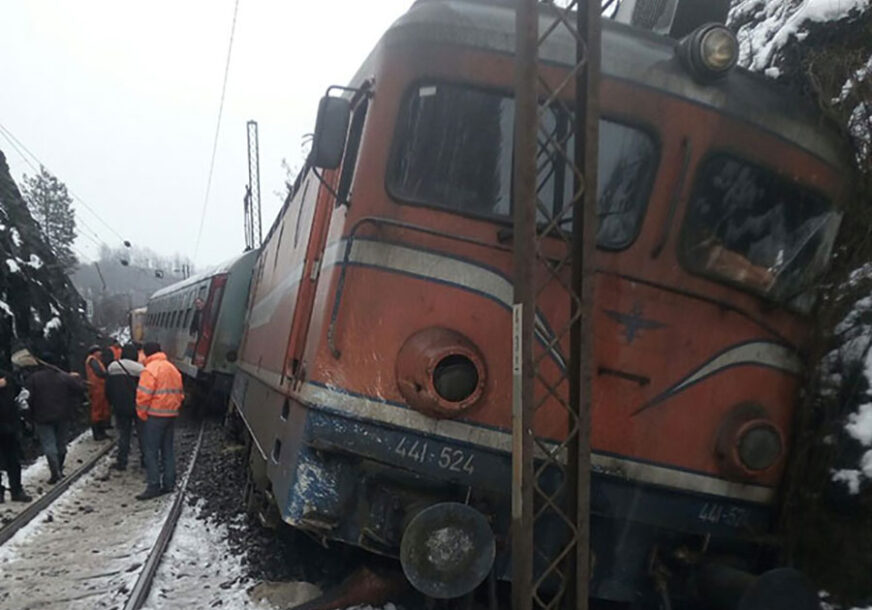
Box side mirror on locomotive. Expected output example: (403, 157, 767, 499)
(310, 94, 351, 169)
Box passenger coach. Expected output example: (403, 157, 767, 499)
(145, 249, 258, 405)
(231, 0, 849, 606)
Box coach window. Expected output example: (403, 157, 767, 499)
(680, 154, 841, 306)
(388, 82, 658, 249)
(336, 97, 369, 206)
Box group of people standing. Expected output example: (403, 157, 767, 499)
(84, 341, 185, 500)
(0, 340, 184, 504)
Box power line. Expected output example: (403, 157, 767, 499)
(0, 125, 110, 253)
(0, 121, 126, 243)
(0, 126, 109, 255)
(193, 0, 242, 261)
(0, 126, 38, 174)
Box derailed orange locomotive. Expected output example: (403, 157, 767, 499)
(231, 0, 849, 606)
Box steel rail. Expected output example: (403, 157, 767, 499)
(0, 439, 116, 547)
(124, 421, 205, 610)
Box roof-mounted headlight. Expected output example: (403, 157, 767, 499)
(679, 23, 739, 83)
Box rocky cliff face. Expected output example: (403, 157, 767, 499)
(0, 149, 96, 372)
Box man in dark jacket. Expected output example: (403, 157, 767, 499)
(25, 358, 86, 484)
(106, 344, 144, 471)
(0, 369, 32, 502)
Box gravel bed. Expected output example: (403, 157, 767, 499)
(178, 417, 411, 609)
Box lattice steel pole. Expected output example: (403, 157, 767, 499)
(511, 0, 538, 607)
(512, 1, 600, 609)
(246, 120, 262, 248)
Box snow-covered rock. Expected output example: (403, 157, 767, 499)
(0, 149, 96, 369)
(731, 0, 871, 71)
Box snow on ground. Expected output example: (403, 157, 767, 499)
(0, 433, 184, 609)
(145, 497, 397, 610)
(5, 258, 20, 273)
(730, 0, 871, 71)
(142, 498, 272, 609)
(0, 430, 107, 523)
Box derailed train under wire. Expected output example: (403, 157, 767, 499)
(151, 0, 850, 606)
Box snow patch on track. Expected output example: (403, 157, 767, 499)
(143, 497, 272, 609)
(0, 431, 110, 526)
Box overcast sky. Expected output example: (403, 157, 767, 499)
(0, 0, 414, 268)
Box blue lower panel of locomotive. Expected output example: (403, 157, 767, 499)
(272, 402, 772, 602)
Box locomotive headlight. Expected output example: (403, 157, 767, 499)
(396, 328, 487, 419)
(433, 355, 479, 403)
(716, 404, 785, 479)
(700, 27, 738, 72)
(679, 24, 739, 82)
(737, 422, 783, 472)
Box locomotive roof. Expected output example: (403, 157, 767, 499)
(149, 249, 258, 301)
(387, 0, 849, 169)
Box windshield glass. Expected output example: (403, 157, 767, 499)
(388, 82, 658, 249)
(681, 155, 841, 303)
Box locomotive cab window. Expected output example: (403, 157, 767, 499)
(387, 82, 658, 249)
(680, 154, 841, 304)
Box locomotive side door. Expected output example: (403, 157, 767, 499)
(283, 89, 370, 383)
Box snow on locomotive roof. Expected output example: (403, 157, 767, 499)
(388, 0, 850, 170)
(149, 250, 255, 301)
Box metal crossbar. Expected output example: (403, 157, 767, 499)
(512, 0, 601, 608)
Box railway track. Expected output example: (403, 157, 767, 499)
(0, 438, 116, 547)
(0, 420, 205, 610)
(123, 422, 204, 610)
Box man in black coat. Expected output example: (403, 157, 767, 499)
(106, 344, 144, 470)
(24, 358, 86, 484)
(0, 369, 32, 502)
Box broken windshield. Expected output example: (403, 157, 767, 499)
(681, 155, 841, 306)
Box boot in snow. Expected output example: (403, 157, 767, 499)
(47, 455, 62, 484)
(10, 489, 32, 502)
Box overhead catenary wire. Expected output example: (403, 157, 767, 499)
(0, 125, 106, 258)
(192, 0, 242, 262)
(0, 121, 126, 244)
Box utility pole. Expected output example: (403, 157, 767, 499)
(511, 1, 600, 609)
(245, 120, 262, 250)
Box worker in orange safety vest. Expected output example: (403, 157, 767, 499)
(85, 346, 111, 440)
(135, 342, 184, 500)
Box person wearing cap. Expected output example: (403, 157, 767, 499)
(135, 342, 184, 500)
(85, 345, 111, 440)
